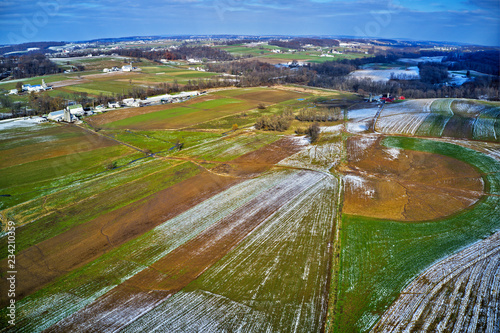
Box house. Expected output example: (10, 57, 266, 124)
(108, 101, 121, 108)
(67, 104, 84, 116)
(103, 68, 111, 73)
(8, 89, 18, 95)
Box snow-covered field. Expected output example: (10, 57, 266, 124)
(373, 231, 500, 333)
(346, 107, 380, 133)
(278, 140, 343, 172)
(0, 116, 48, 131)
(398, 56, 445, 64)
(349, 67, 419, 82)
(121, 172, 338, 333)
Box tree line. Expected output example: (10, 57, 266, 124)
(0, 54, 61, 79)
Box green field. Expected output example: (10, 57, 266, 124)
(330, 137, 500, 332)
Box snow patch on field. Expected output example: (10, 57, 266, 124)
(278, 141, 343, 172)
(321, 124, 344, 134)
(349, 67, 419, 82)
(384, 147, 401, 160)
(0, 117, 48, 131)
(373, 231, 500, 333)
(122, 172, 338, 333)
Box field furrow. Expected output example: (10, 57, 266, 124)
(120, 172, 337, 332)
(45, 170, 327, 332)
(372, 231, 500, 333)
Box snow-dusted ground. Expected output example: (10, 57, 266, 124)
(346, 107, 380, 134)
(278, 141, 343, 172)
(398, 56, 445, 64)
(349, 67, 419, 82)
(372, 231, 500, 333)
(12, 169, 309, 332)
(122, 172, 338, 333)
(0, 116, 48, 131)
(375, 99, 437, 135)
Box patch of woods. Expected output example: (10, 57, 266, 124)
(0, 54, 61, 79)
(295, 107, 342, 122)
(268, 38, 340, 50)
(255, 109, 294, 132)
(101, 45, 235, 62)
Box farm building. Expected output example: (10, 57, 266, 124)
(108, 101, 121, 108)
(122, 98, 135, 106)
(67, 104, 84, 116)
(122, 65, 132, 72)
(8, 89, 18, 95)
(47, 110, 76, 122)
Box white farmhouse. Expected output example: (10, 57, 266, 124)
(108, 101, 121, 108)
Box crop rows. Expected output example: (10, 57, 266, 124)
(332, 137, 500, 332)
(376, 113, 429, 135)
(372, 231, 500, 333)
(2, 169, 327, 332)
(278, 140, 343, 172)
(121, 172, 338, 333)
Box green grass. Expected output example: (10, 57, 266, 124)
(0, 74, 74, 90)
(415, 114, 452, 137)
(331, 136, 500, 333)
(104, 107, 196, 129)
(0, 147, 140, 211)
(102, 129, 221, 153)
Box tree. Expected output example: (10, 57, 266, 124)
(232, 124, 239, 131)
(16, 81, 23, 91)
(307, 123, 321, 143)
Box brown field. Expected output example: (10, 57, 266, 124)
(0, 136, 303, 307)
(45, 170, 316, 332)
(341, 135, 484, 221)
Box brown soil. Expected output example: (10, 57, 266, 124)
(0, 136, 303, 307)
(341, 136, 484, 221)
(46, 170, 314, 332)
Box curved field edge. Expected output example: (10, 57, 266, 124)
(329, 136, 500, 333)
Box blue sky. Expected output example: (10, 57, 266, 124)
(1, 0, 499, 46)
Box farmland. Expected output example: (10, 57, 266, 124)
(1, 82, 500, 333)
(346, 98, 500, 141)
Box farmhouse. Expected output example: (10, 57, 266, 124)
(122, 65, 132, 72)
(108, 101, 121, 108)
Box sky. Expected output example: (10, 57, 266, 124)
(0, 0, 499, 46)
